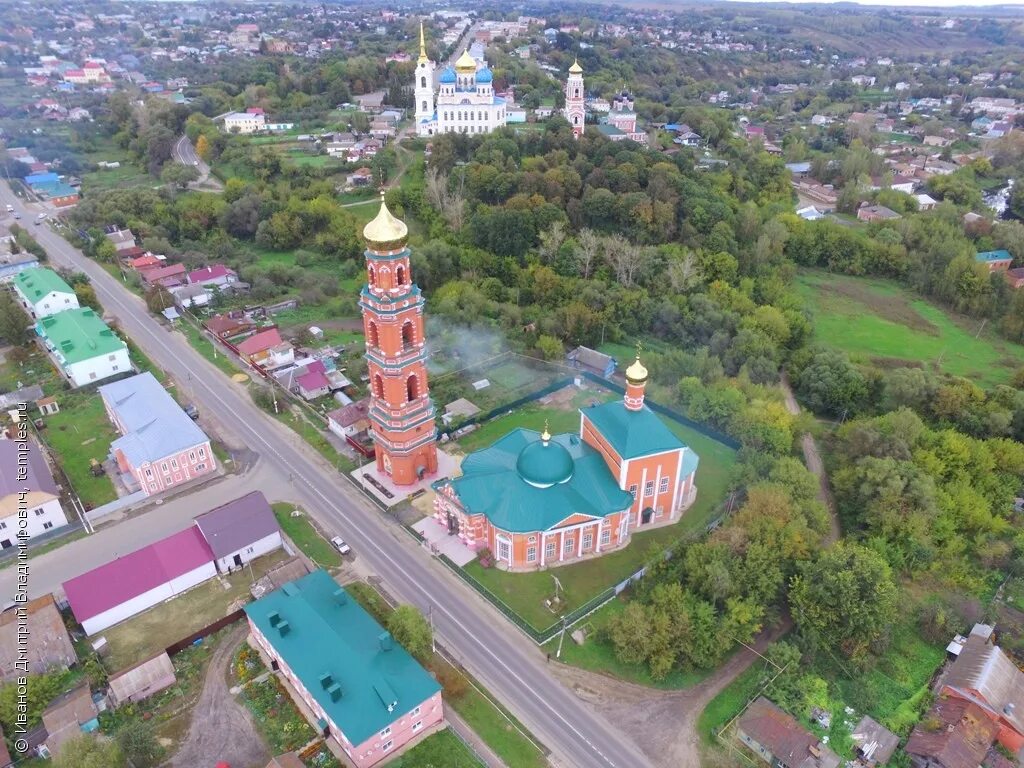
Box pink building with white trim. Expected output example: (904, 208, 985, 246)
(99, 372, 215, 496)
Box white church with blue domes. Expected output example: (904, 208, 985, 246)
(414, 25, 507, 137)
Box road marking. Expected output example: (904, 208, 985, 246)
(33, 221, 629, 768)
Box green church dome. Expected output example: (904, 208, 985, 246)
(516, 437, 574, 488)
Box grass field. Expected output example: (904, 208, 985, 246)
(391, 729, 480, 767)
(43, 395, 118, 508)
(797, 270, 1024, 387)
(101, 549, 290, 670)
(458, 402, 737, 631)
(272, 502, 342, 568)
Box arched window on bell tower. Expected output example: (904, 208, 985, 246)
(367, 320, 379, 349)
(421, 76, 427, 88)
(373, 373, 384, 398)
(406, 374, 419, 402)
(401, 321, 415, 350)
(368, 264, 377, 288)
(396, 264, 406, 287)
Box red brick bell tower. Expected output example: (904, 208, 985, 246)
(360, 191, 438, 485)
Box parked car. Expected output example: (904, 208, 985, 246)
(184, 404, 199, 420)
(4, 205, 12, 213)
(330, 536, 351, 555)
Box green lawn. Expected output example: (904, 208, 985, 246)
(80, 164, 155, 194)
(698, 661, 765, 743)
(178, 318, 241, 378)
(390, 729, 481, 768)
(797, 270, 1024, 387)
(272, 502, 342, 568)
(458, 405, 737, 631)
(42, 395, 118, 508)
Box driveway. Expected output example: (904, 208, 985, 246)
(170, 623, 269, 768)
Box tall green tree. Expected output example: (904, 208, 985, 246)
(387, 605, 432, 662)
(54, 735, 127, 768)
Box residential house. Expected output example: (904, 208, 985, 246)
(107, 651, 176, 706)
(976, 250, 1013, 273)
(63, 526, 217, 635)
(1005, 268, 1024, 289)
(193, 491, 282, 573)
(797, 205, 825, 221)
(99, 372, 215, 496)
(906, 697, 999, 768)
(857, 204, 902, 222)
(296, 361, 330, 401)
(851, 715, 898, 766)
(104, 227, 136, 253)
(187, 265, 237, 289)
(737, 697, 841, 768)
(0, 595, 76, 681)
(40, 684, 99, 758)
(36, 308, 131, 388)
(0, 231, 39, 283)
(13, 268, 79, 319)
(327, 400, 370, 440)
(129, 254, 162, 272)
(0, 439, 67, 547)
(170, 283, 212, 309)
(140, 263, 187, 289)
(937, 632, 1024, 752)
(565, 346, 616, 378)
(442, 398, 481, 426)
(206, 314, 256, 341)
(244, 571, 444, 768)
(236, 328, 295, 370)
(347, 167, 373, 187)
(24, 173, 78, 207)
(916, 193, 938, 211)
(923, 135, 952, 148)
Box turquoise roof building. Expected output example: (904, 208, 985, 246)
(244, 571, 443, 759)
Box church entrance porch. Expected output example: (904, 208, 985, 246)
(412, 515, 477, 566)
(349, 449, 460, 507)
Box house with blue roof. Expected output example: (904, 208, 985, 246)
(432, 354, 698, 571)
(976, 249, 1013, 272)
(98, 372, 215, 495)
(245, 571, 444, 767)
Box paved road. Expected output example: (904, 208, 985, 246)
(0, 471, 279, 600)
(1, 183, 653, 768)
(172, 135, 222, 191)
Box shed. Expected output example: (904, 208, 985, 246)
(851, 715, 899, 765)
(193, 491, 282, 574)
(41, 684, 99, 758)
(108, 651, 176, 706)
(442, 397, 481, 426)
(566, 346, 615, 378)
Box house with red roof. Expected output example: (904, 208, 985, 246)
(187, 265, 237, 289)
(236, 328, 294, 370)
(130, 254, 163, 271)
(62, 526, 216, 635)
(205, 314, 256, 341)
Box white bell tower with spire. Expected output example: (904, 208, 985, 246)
(414, 22, 436, 136)
(564, 58, 585, 138)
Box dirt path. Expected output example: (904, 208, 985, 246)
(550, 619, 792, 767)
(779, 373, 840, 543)
(170, 623, 270, 768)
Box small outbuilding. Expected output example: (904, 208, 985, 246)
(193, 491, 282, 573)
(108, 651, 176, 706)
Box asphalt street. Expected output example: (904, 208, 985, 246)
(0, 184, 655, 768)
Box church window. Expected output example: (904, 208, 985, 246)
(421, 100, 427, 112)
(526, 546, 537, 563)
(601, 529, 611, 545)
(628, 484, 637, 498)
(545, 541, 556, 559)
(401, 321, 415, 348)
(563, 537, 574, 554)
(367, 320, 379, 348)
(573, 116, 579, 125)
(373, 374, 384, 398)
(644, 481, 655, 497)
(574, 89, 579, 98)
(420, 76, 426, 88)
(497, 539, 510, 561)
(406, 374, 420, 401)
(659, 477, 670, 494)
(396, 264, 406, 287)
(583, 532, 593, 550)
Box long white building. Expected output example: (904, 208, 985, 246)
(414, 25, 506, 137)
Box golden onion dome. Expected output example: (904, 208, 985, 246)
(362, 191, 408, 249)
(625, 355, 648, 385)
(569, 58, 583, 75)
(455, 49, 477, 73)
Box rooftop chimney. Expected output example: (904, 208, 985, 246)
(278, 620, 291, 637)
(378, 631, 393, 651)
(333, 588, 348, 606)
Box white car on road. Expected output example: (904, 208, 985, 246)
(330, 536, 351, 555)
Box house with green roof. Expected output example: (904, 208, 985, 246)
(244, 571, 443, 767)
(431, 354, 698, 571)
(36, 308, 131, 388)
(13, 268, 79, 319)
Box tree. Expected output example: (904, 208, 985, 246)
(94, 239, 118, 263)
(535, 334, 563, 361)
(387, 605, 432, 662)
(74, 283, 102, 312)
(195, 133, 211, 162)
(54, 735, 127, 768)
(0, 672, 65, 733)
(789, 542, 899, 663)
(573, 228, 601, 279)
(795, 349, 868, 417)
(0, 294, 31, 347)
(144, 286, 174, 314)
(114, 720, 163, 768)
(160, 163, 200, 190)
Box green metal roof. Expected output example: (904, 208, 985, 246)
(442, 429, 633, 532)
(581, 400, 688, 460)
(243, 571, 441, 747)
(14, 268, 75, 303)
(37, 308, 126, 364)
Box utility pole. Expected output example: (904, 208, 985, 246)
(556, 615, 568, 659)
(428, 603, 436, 653)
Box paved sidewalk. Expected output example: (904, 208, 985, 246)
(447, 707, 507, 768)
